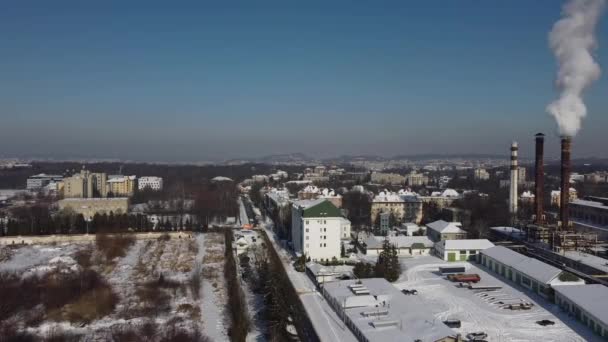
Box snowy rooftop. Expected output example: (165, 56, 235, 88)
(107, 175, 136, 183)
(521, 191, 535, 198)
(440, 239, 495, 251)
(323, 278, 456, 342)
(292, 198, 326, 210)
(562, 251, 608, 273)
(571, 199, 608, 210)
(365, 236, 434, 250)
(481, 246, 573, 285)
(490, 226, 525, 240)
(306, 262, 354, 277)
(426, 220, 465, 234)
(554, 285, 608, 327)
(372, 189, 420, 203)
(211, 176, 233, 182)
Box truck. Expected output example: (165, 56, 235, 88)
(447, 273, 481, 283)
(439, 266, 466, 274)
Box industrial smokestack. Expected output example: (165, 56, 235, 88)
(509, 142, 518, 217)
(534, 133, 545, 224)
(560, 136, 572, 229)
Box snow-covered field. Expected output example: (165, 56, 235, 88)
(396, 256, 602, 342)
(0, 233, 230, 341)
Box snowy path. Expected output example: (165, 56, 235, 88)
(197, 233, 229, 342)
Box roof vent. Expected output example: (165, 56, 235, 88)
(371, 320, 398, 328)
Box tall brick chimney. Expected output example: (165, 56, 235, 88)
(560, 136, 572, 230)
(534, 133, 545, 224)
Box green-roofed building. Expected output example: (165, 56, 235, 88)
(291, 199, 351, 261)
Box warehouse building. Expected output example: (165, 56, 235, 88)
(322, 278, 459, 342)
(435, 239, 494, 262)
(479, 246, 584, 299)
(554, 284, 608, 339)
(363, 235, 434, 256)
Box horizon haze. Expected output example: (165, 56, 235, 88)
(2, 1, 607, 162)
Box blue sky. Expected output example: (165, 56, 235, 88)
(1, 1, 607, 161)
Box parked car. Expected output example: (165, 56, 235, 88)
(536, 320, 555, 326)
(466, 332, 488, 341)
(443, 319, 461, 328)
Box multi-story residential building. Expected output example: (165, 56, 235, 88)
(298, 185, 320, 200)
(138, 176, 163, 191)
(318, 188, 342, 208)
(421, 189, 462, 209)
(291, 199, 350, 261)
(370, 190, 423, 225)
(551, 188, 578, 207)
(62, 170, 107, 198)
(405, 171, 429, 186)
(370, 172, 405, 185)
(26, 174, 64, 190)
(474, 168, 490, 180)
(107, 175, 137, 197)
(518, 166, 526, 184)
(426, 220, 467, 242)
(584, 172, 608, 183)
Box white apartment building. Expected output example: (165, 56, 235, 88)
(474, 168, 490, 180)
(291, 199, 349, 261)
(138, 176, 163, 191)
(26, 174, 63, 190)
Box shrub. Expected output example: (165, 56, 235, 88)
(95, 233, 135, 261)
(158, 233, 171, 242)
(558, 272, 580, 282)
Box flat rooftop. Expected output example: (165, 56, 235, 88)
(323, 278, 456, 342)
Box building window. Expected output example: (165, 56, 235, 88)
(306, 236, 309, 240)
(324, 220, 326, 224)
(324, 243, 326, 247)
(306, 244, 309, 248)
(320, 244, 323, 248)
(306, 221, 309, 225)
(306, 228, 309, 233)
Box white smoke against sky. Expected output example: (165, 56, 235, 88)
(547, 0, 605, 137)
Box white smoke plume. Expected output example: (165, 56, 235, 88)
(547, 0, 605, 137)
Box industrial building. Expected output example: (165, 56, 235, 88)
(435, 239, 494, 262)
(479, 246, 584, 299)
(554, 284, 608, 339)
(322, 278, 460, 342)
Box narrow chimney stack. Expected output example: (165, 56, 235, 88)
(509, 142, 518, 216)
(534, 133, 545, 224)
(560, 136, 572, 230)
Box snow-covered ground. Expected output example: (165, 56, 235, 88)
(0, 233, 230, 341)
(396, 256, 602, 342)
